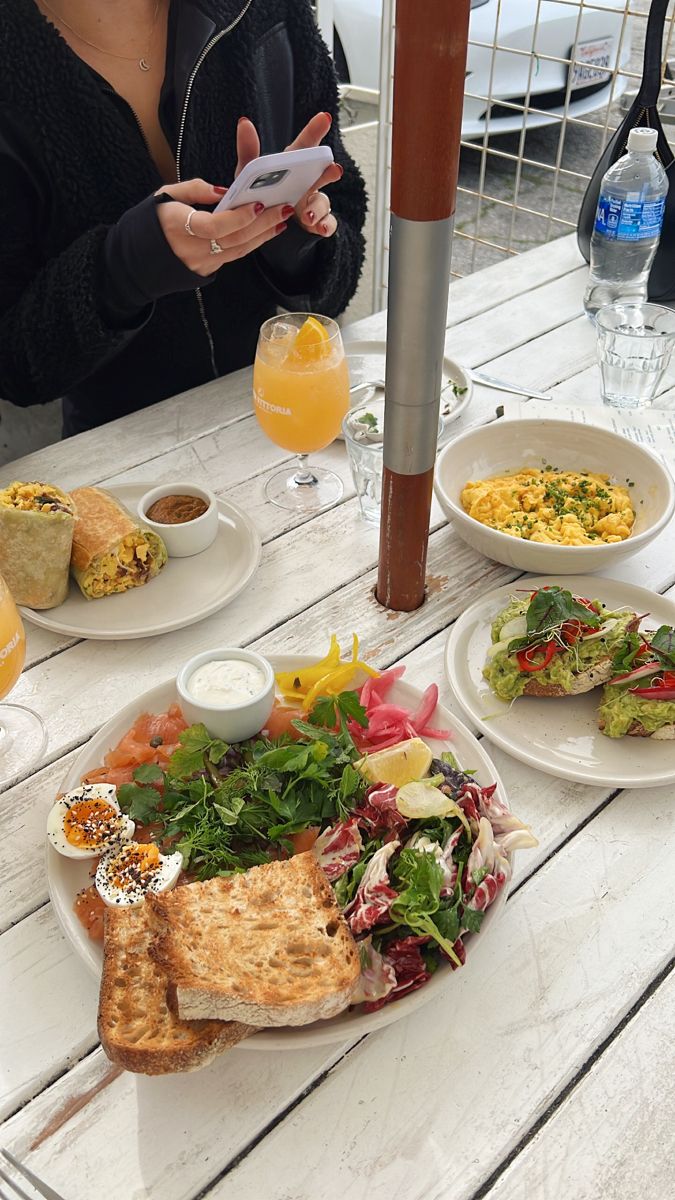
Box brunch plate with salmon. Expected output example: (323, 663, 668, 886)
(445, 576, 675, 788)
(46, 637, 537, 1068)
(15, 483, 261, 640)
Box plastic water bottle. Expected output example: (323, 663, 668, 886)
(584, 127, 669, 319)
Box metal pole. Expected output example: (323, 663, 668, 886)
(376, 0, 471, 612)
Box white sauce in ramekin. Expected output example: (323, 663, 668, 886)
(187, 659, 267, 707)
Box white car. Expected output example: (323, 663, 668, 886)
(333, 0, 632, 138)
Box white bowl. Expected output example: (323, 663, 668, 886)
(138, 482, 219, 558)
(176, 648, 275, 743)
(434, 418, 675, 574)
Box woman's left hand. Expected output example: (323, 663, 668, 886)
(236, 113, 342, 239)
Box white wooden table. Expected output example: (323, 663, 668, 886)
(1, 234, 673, 1200)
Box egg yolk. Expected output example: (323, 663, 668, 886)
(64, 798, 121, 848)
(111, 843, 161, 889)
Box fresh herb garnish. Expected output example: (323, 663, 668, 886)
(508, 586, 601, 653)
(389, 849, 461, 963)
(651, 625, 675, 669)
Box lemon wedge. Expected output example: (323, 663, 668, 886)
(289, 316, 331, 363)
(356, 737, 433, 788)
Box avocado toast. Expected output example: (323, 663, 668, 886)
(483, 585, 639, 702)
(598, 625, 675, 739)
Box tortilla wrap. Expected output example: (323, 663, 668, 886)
(70, 487, 167, 600)
(0, 482, 76, 609)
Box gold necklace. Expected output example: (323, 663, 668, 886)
(42, 0, 162, 72)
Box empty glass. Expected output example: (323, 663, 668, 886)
(343, 398, 443, 524)
(596, 302, 675, 409)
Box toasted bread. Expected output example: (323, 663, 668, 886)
(523, 658, 616, 698)
(98, 902, 252, 1074)
(148, 852, 361, 1027)
(522, 614, 640, 698)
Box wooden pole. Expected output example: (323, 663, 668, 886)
(376, 0, 471, 612)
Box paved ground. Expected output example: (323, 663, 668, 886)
(0, 0, 661, 462)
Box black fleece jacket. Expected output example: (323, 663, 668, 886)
(0, 0, 366, 435)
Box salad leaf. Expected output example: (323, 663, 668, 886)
(310, 690, 368, 730)
(508, 586, 601, 652)
(389, 849, 461, 964)
(168, 724, 229, 778)
(462, 907, 486, 935)
(651, 625, 675, 669)
(611, 631, 643, 674)
(132, 763, 164, 785)
(117, 783, 162, 825)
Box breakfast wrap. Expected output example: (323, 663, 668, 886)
(0, 481, 76, 609)
(70, 487, 167, 599)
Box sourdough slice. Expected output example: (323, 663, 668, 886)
(148, 852, 361, 1027)
(522, 614, 640, 698)
(98, 902, 252, 1074)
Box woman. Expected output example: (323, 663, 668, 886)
(0, 0, 366, 435)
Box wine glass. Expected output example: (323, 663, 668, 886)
(253, 313, 350, 511)
(0, 572, 47, 784)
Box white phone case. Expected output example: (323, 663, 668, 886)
(214, 146, 334, 213)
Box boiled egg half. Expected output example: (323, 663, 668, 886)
(95, 841, 183, 907)
(47, 784, 135, 859)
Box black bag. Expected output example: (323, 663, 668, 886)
(577, 0, 675, 301)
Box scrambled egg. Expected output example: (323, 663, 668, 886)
(461, 467, 635, 545)
(0, 481, 74, 515)
(83, 532, 152, 598)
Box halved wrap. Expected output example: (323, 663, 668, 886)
(0, 481, 76, 609)
(70, 487, 167, 600)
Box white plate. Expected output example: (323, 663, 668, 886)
(342, 337, 472, 445)
(445, 575, 675, 789)
(20, 485, 261, 641)
(47, 656, 512, 1050)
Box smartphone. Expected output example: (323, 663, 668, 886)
(214, 146, 334, 213)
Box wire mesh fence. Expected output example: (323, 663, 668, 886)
(368, 0, 675, 309)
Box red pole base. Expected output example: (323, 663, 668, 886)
(376, 464, 434, 611)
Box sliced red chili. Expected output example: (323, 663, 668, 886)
(516, 641, 558, 672)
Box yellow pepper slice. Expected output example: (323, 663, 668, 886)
(275, 634, 341, 693)
(274, 633, 379, 709)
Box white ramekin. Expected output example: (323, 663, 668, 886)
(138, 482, 219, 557)
(176, 647, 276, 742)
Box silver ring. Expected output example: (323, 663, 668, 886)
(209, 239, 224, 255)
(184, 208, 198, 237)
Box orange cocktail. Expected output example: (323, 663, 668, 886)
(0, 574, 26, 699)
(253, 315, 350, 511)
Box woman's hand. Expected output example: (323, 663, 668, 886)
(154, 179, 293, 276)
(236, 114, 343, 239)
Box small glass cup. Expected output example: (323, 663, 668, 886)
(596, 301, 675, 409)
(343, 398, 443, 524)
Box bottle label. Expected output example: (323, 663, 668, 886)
(594, 194, 666, 241)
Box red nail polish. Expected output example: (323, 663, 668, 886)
(320, 222, 329, 234)
(276, 221, 288, 233)
(254, 202, 265, 214)
(281, 205, 295, 218)
(307, 210, 315, 223)
(323, 111, 333, 123)
(213, 185, 227, 194)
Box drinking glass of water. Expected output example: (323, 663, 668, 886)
(596, 302, 675, 409)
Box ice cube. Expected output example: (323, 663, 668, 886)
(269, 320, 295, 342)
